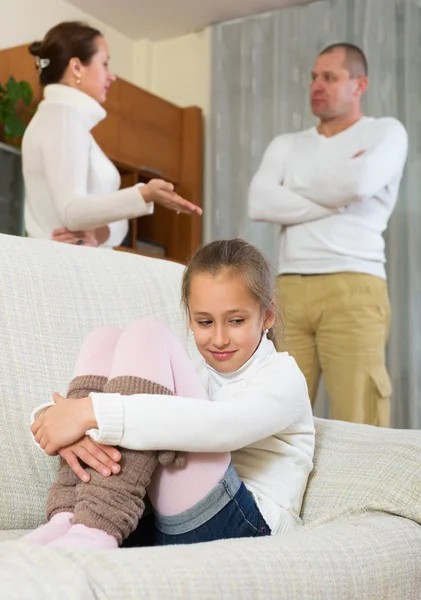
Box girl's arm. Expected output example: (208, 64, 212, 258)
(31, 354, 309, 455)
(87, 353, 309, 452)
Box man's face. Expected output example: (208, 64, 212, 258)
(310, 48, 364, 120)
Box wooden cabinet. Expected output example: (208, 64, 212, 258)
(97, 79, 183, 183)
(0, 43, 203, 263)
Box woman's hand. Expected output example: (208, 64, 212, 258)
(59, 436, 121, 482)
(52, 227, 98, 247)
(31, 393, 96, 456)
(141, 179, 202, 216)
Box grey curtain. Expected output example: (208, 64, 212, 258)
(209, 0, 421, 429)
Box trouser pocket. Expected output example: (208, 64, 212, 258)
(369, 365, 392, 427)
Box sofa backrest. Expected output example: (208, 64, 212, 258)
(0, 235, 200, 529)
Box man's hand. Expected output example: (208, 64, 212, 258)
(59, 436, 121, 482)
(31, 393, 95, 455)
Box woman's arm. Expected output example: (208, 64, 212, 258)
(39, 107, 149, 230)
(98, 220, 128, 248)
(39, 106, 200, 232)
(50, 221, 128, 247)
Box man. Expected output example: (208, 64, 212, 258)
(248, 43, 408, 426)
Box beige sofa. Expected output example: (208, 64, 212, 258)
(0, 233, 420, 600)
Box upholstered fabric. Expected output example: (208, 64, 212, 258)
(1, 234, 420, 599)
(0, 234, 201, 530)
(1, 516, 421, 599)
(302, 417, 421, 526)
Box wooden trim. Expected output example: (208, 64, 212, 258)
(175, 106, 204, 262)
(113, 245, 185, 265)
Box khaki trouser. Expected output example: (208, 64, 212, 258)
(276, 273, 392, 426)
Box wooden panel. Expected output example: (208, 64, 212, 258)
(0, 44, 42, 132)
(136, 203, 172, 255)
(102, 78, 120, 113)
(118, 79, 182, 183)
(136, 106, 203, 263)
(114, 246, 183, 264)
(92, 110, 119, 161)
(7, 45, 42, 102)
(87, 79, 121, 160)
(119, 80, 181, 130)
(172, 106, 204, 262)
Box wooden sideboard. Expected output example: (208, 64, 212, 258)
(0, 44, 203, 263)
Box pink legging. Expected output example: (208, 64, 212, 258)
(73, 316, 230, 516)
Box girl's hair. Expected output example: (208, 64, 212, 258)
(181, 238, 283, 346)
(28, 21, 102, 86)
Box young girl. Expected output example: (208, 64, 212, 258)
(28, 238, 315, 549)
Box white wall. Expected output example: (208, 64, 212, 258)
(150, 30, 210, 116)
(1, 0, 211, 110)
(133, 30, 210, 113)
(1, 0, 134, 82)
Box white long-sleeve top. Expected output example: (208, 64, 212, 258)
(22, 84, 153, 248)
(248, 117, 408, 278)
(84, 335, 315, 533)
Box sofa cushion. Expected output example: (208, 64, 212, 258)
(301, 418, 421, 527)
(0, 235, 201, 530)
(0, 515, 421, 599)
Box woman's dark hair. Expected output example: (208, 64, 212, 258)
(28, 21, 102, 86)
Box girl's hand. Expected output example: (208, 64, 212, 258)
(59, 436, 121, 482)
(31, 393, 96, 455)
(51, 227, 98, 247)
(141, 179, 202, 216)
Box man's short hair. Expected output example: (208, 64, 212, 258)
(319, 42, 368, 77)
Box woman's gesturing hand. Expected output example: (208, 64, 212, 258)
(141, 179, 202, 215)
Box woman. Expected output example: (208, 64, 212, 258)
(23, 21, 201, 248)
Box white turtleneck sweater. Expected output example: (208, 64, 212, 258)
(22, 84, 153, 248)
(248, 117, 408, 278)
(84, 335, 315, 533)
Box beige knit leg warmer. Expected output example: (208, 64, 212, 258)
(46, 375, 108, 520)
(71, 376, 178, 545)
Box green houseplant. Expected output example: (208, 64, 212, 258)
(0, 76, 33, 140)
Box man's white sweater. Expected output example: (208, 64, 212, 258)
(249, 117, 408, 278)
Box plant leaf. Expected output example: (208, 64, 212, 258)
(3, 112, 25, 138)
(19, 81, 33, 106)
(6, 76, 20, 104)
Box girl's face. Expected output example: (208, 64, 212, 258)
(188, 270, 275, 373)
(71, 36, 116, 104)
